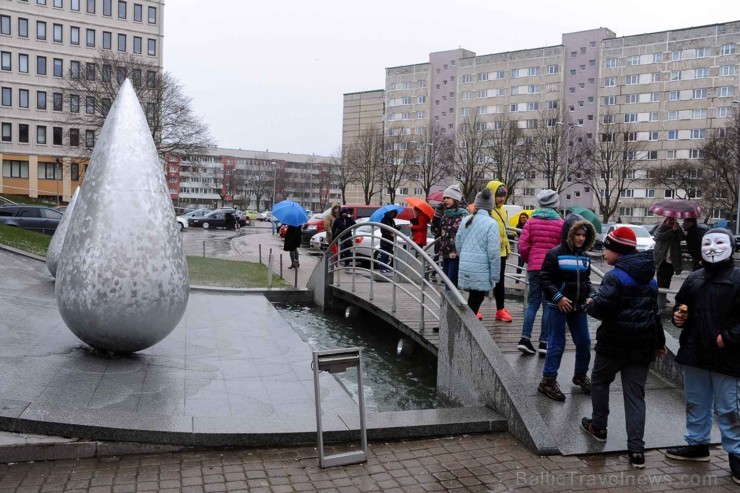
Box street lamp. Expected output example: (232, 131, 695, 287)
(270, 161, 277, 210)
(54, 157, 61, 205)
(555, 122, 582, 217)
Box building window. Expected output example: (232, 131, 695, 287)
(690, 129, 705, 139)
(626, 55, 639, 66)
(85, 63, 95, 80)
(53, 126, 62, 145)
(695, 47, 709, 58)
(477, 72, 488, 82)
(604, 76, 616, 87)
(625, 94, 638, 104)
(17, 17, 28, 38)
(69, 128, 79, 146)
(719, 86, 735, 97)
(86, 28, 95, 47)
(85, 129, 95, 147)
(547, 64, 559, 74)
(103, 0, 111, 16)
(528, 66, 539, 76)
(102, 64, 111, 81)
(668, 130, 678, 140)
(692, 88, 707, 99)
(146, 70, 156, 87)
(116, 66, 126, 83)
(85, 96, 95, 114)
(71, 26, 79, 45)
(71, 0, 79, 10)
(117, 33, 126, 51)
(147, 38, 156, 56)
(720, 65, 736, 76)
(670, 90, 679, 101)
(666, 150, 676, 160)
(103, 31, 111, 49)
(133, 36, 141, 54)
(695, 68, 709, 78)
(133, 3, 142, 21)
(721, 44, 736, 55)
(672, 50, 682, 61)
(53, 92, 62, 111)
(70, 94, 79, 113)
(36, 56, 46, 75)
(37, 126, 46, 144)
(692, 109, 707, 119)
(1, 52, 10, 71)
(648, 131, 658, 141)
(37, 91, 46, 110)
(53, 23, 62, 42)
(1, 123, 11, 142)
(668, 110, 678, 120)
(19, 124, 29, 143)
(130, 68, 140, 87)
(670, 71, 681, 81)
(625, 74, 638, 85)
(653, 53, 663, 63)
(70, 60, 80, 78)
(1, 87, 10, 106)
(70, 163, 79, 180)
(36, 21, 46, 40)
(118, 1, 126, 18)
(86, 0, 95, 13)
(624, 113, 637, 122)
(51, 58, 63, 77)
(649, 112, 659, 121)
(605, 58, 617, 68)
(19, 54, 28, 73)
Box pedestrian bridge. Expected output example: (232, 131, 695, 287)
(307, 222, 719, 456)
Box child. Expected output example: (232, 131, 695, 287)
(665, 228, 739, 484)
(538, 214, 596, 402)
(486, 180, 512, 322)
(581, 227, 666, 469)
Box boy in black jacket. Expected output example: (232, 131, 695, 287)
(581, 227, 666, 469)
(538, 214, 596, 402)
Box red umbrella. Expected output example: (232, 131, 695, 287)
(427, 191, 444, 203)
(404, 196, 434, 220)
(648, 199, 702, 219)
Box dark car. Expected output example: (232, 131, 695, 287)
(188, 210, 246, 230)
(0, 205, 64, 235)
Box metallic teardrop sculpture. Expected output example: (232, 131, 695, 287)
(47, 187, 79, 278)
(55, 79, 189, 353)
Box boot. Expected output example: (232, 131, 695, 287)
(729, 453, 739, 484)
(572, 373, 591, 394)
(538, 376, 565, 401)
(665, 444, 710, 462)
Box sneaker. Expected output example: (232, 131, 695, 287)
(628, 451, 645, 469)
(665, 444, 710, 462)
(538, 377, 565, 401)
(538, 342, 547, 357)
(495, 308, 513, 322)
(580, 417, 607, 442)
(729, 453, 739, 484)
(572, 373, 591, 395)
(517, 338, 536, 355)
(476, 311, 483, 320)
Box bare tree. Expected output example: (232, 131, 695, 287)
(700, 108, 740, 220)
(528, 109, 571, 192)
(451, 114, 492, 203)
(349, 127, 384, 205)
(330, 146, 355, 205)
(648, 160, 705, 200)
(486, 114, 532, 198)
(572, 110, 647, 223)
(380, 132, 414, 204)
(59, 49, 213, 160)
(412, 123, 454, 199)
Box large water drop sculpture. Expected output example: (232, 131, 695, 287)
(46, 187, 79, 278)
(55, 80, 189, 353)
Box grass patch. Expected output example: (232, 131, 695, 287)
(0, 224, 51, 257)
(0, 195, 58, 207)
(187, 256, 292, 288)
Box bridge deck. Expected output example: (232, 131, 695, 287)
(329, 273, 720, 456)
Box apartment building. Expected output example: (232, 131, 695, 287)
(343, 21, 739, 219)
(341, 90, 384, 204)
(166, 148, 339, 213)
(0, 0, 164, 203)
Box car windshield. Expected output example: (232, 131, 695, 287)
(625, 226, 651, 238)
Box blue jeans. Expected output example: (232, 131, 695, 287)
(521, 271, 548, 343)
(682, 366, 740, 454)
(441, 257, 459, 290)
(542, 305, 591, 378)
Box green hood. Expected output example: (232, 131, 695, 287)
(532, 208, 561, 219)
(444, 207, 468, 217)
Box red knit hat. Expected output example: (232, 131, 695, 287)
(604, 227, 637, 254)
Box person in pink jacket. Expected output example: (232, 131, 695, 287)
(516, 189, 564, 356)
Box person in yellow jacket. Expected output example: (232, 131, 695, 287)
(486, 180, 513, 322)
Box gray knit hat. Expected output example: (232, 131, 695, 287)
(473, 188, 495, 212)
(537, 189, 560, 209)
(443, 184, 463, 202)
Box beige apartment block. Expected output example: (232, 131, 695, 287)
(599, 21, 740, 223)
(1, 0, 165, 202)
(342, 89, 384, 205)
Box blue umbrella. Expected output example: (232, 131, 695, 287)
(369, 204, 404, 223)
(271, 200, 308, 227)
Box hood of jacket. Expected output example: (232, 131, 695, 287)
(532, 208, 561, 220)
(444, 207, 468, 217)
(486, 180, 507, 210)
(561, 214, 595, 252)
(614, 251, 656, 284)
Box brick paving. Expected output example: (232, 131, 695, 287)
(1, 433, 736, 492)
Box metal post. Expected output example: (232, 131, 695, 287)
(420, 255, 425, 331)
(279, 253, 283, 278)
(267, 249, 273, 288)
(294, 265, 298, 287)
(202, 240, 205, 258)
(259, 244, 262, 264)
(369, 225, 375, 302)
(391, 234, 397, 314)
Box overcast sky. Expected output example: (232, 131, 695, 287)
(164, 0, 738, 157)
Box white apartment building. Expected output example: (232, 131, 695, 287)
(0, 0, 164, 202)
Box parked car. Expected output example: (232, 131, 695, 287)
(0, 205, 64, 235)
(242, 210, 260, 221)
(258, 210, 272, 222)
(599, 224, 656, 252)
(188, 210, 246, 229)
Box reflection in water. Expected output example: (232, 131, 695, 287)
(275, 304, 443, 412)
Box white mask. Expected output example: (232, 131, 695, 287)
(701, 232, 733, 263)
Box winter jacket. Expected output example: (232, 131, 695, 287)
(283, 225, 302, 252)
(672, 260, 740, 377)
(438, 207, 468, 259)
(653, 222, 685, 274)
(331, 215, 356, 244)
(380, 213, 396, 241)
(430, 202, 444, 237)
(410, 213, 429, 247)
(540, 215, 597, 309)
(486, 180, 511, 257)
(518, 208, 564, 271)
(587, 251, 666, 363)
(685, 223, 708, 265)
(456, 210, 501, 291)
(324, 206, 340, 243)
